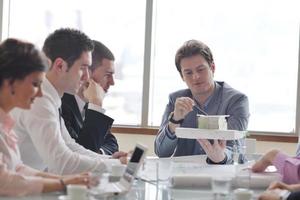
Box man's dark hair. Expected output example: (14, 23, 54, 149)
(175, 40, 214, 77)
(90, 40, 114, 71)
(42, 28, 94, 68)
(0, 38, 48, 87)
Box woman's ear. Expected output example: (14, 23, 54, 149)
(8, 79, 15, 95)
(1, 79, 15, 95)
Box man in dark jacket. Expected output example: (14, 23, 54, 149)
(61, 40, 118, 154)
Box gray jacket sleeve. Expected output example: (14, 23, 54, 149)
(154, 95, 178, 157)
(224, 94, 250, 163)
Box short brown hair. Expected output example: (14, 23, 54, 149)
(43, 28, 94, 69)
(0, 38, 48, 87)
(175, 40, 214, 76)
(90, 40, 114, 72)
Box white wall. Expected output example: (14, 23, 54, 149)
(114, 133, 298, 156)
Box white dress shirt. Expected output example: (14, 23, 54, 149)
(11, 78, 119, 175)
(74, 95, 106, 120)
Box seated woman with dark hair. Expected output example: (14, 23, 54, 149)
(0, 38, 92, 196)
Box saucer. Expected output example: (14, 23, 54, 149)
(58, 195, 70, 200)
(233, 188, 253, 200)
(58, 195, 95, 200)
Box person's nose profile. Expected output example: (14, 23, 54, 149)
(110, 77, 115, 86)
(36, 87, 43, 97)
(81, 68, 90, 81)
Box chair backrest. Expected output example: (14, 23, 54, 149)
(245, 138, 256, 154)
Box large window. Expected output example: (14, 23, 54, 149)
(5, 0, 300, 133)
(150, 0, 300, 133)
(8, 0, 146, 125)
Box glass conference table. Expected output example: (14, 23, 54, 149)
(0, 183, 264, 200)
(0, 155, 274, 200)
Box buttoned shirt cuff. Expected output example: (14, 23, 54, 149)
(99, 148, 106, 155)
(165, 125, 177, 140)
(104, 159, 121, 173)
(88, 103, 106, 114)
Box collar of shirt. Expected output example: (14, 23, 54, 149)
(0, 108, 18, 152)
(194, 81, 220, 109)
(74, 95, 86, 118)
(203, 81, 221, 108)
(74, 95, 106, 119)
(43, 77, 62, 109)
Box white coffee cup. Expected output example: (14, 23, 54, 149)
(234, 188, 253, 200)
(67, 184, 87, 200)
(111, 164, 126, 177)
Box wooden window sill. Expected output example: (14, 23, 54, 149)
(111, 126, 298, 143)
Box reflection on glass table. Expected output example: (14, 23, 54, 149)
(0, 155, 276, 200)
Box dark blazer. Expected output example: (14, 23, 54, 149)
(288, 191, 300, 200)
(61, 93, 118, 155)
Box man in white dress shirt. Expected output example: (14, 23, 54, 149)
(12, 28, 124, 175)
